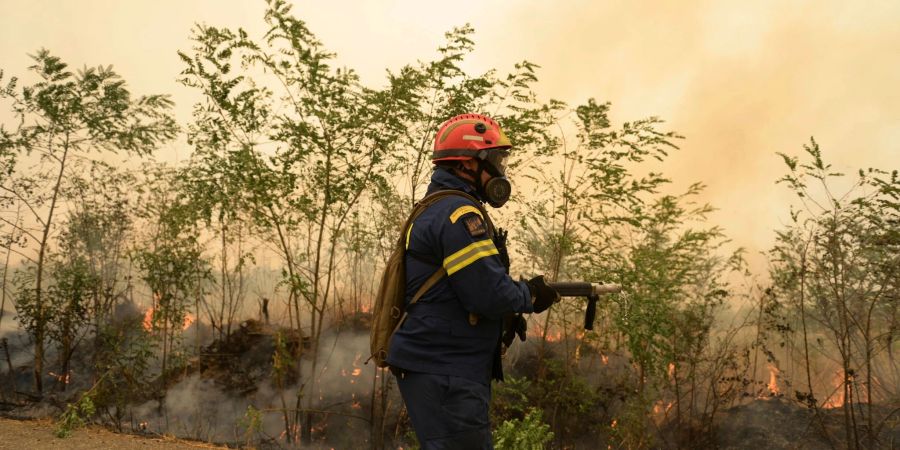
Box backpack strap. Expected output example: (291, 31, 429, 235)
(390, 266, 447, 337)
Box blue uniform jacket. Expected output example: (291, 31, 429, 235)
(386, 168, 534, 384)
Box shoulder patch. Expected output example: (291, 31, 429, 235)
(449, 205, 483, 224)
(463, 215, 487, 237)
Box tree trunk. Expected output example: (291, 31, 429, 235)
(33, 135, 71, 395)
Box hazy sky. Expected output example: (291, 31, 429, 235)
(2, 0, 898, 270)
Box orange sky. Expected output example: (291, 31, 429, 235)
(2, 0, 898, 270)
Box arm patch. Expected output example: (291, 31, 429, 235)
(463, 215, 487, 238)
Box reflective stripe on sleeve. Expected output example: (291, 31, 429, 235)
(443, 239, 499, 276)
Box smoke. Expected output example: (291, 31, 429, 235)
(125, 328, 382, 445)
(0, 307, 18, 336)
(132, 375, 282, 443)
(310, 330, 373, 401)
(486, 1, 900, 273)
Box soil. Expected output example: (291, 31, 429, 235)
(0, 417, 226, 450)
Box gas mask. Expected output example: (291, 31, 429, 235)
(473, 150, 511, 208)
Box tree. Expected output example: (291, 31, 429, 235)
(769, 138, 899, 449)
(43, 254, 95, 392)
(514, 99, 747, 448)
(177, 1, 415, 440)
(134, 166, 211, 388)
(516, 98, 679, 357)
(0, 51, 177, 394)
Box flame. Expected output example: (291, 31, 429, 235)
(766, 364, 780, 396)
(668, 363, 676, 379)
(49, 371, 71, 384)
(823, 371, 846, 409)
(545, 331, 563, 343)
(652, 400, 674, 418)
(611, 419, 617, 428)
(756, 363, 782, 398)
(600, 354, 609, 365)
(142, 308, 196, 332)
(143, 308, 154, 331)
(351, 368, 361, 377)
(182, 314, 196, 331)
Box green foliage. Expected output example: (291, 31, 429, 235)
(240, 405, 264, 446)
(133, 167, 211, 381)
(493, 408, 554, 450)
(60, 161, 135, 328)
(272, 328, 294, 387)
(493, 364, 605, 445)
(768, 138, 899, 446)
(45, 256, 95, 356)
(92, 319, 155, 427)
(13, 253, 94, 355)
(176, 0, 417, 350)
(2, 50, 177, 155)
(608, 394, 653, 450)
(609, 187, 740, 383)
(1, 49, 177, 393)
(516, 98, 682, 283)
(56, 390, 96, 438)
(515, 96, 740, 399)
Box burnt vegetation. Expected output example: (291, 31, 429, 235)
(0, 2, 897, 449)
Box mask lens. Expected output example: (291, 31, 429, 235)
(486, 151, 509, 175)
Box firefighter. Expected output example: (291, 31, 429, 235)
(386, 113, 560, 449)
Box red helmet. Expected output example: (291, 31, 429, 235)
(432, 113, 512, 163)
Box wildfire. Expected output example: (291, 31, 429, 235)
(545, 331, 563, 343)
(823, 371, 847, 409)
(600, 354, 609, 365)
(143, 307, 154, 331)
(340, 354, 364, 384)
(653, 400, 674, 417)
(141, 308, 197, 332)
(182, 314, 196, 331)
(279, 424, 301, 442)
(766, 364, 781, 396)
(48, 371, 71, 384)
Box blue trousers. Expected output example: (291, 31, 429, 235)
(394, 369, 493, 450)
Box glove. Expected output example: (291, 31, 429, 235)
(494, 228, 510, 273)
(527, 275, 560, 314)
(502, 313, 527, 347)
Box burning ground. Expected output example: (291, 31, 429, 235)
(1, 305, 898, 449)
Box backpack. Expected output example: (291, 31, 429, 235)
(368, 189, 492, 368)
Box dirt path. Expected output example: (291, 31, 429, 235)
(0, 417, 226, 450)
